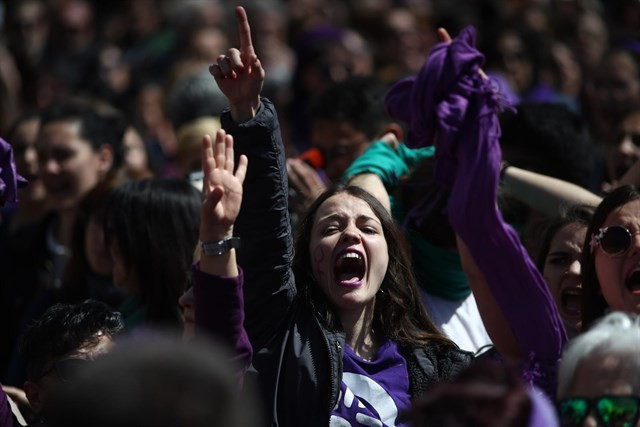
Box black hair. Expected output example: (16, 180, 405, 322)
(581, 185, 640, 328)
(103, 178, 201, 328)
(7, 111, 42, 140)
(293, 185, 456, 349)
(40, 100, 125, 171)
(308, 76, 392, 140)
(499, 103, 594, 188)
(20, 300, 123, 381)
(61, 176, 124, 306)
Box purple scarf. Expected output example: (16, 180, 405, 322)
(385, 26, 567, 398)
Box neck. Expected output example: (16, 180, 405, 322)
(340, 302, 378, 361)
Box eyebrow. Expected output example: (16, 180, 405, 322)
(316, 213, 380, 224)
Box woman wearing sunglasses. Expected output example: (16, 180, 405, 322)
(556, 311, 640, 427)
(582, 185, 640, 329)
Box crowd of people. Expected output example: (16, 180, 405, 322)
(1, 0, 640, 426)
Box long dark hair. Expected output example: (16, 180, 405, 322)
(581, 185, 640, 329)
(104, 178, 201, 328)
(292, 185, 456, 349)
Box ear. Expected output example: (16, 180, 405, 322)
(96, 144, 115, 175)
(23, 380, 43, 414)
(376, 123, 405, 143)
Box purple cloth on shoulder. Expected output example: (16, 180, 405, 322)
(0, 137, 27, 205)
(385, 26, 567, 397)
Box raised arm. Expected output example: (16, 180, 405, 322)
(385, 26, 567, 397)
(436, 31, 567, 394)
(501, 165, 601, 215)
(209, 7, 295, 347)
(198, 130, 247, 278)
(192, 128, 252, 371)
(209, 7, 263, 122)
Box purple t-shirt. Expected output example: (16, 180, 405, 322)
(330, 339, 411, 427)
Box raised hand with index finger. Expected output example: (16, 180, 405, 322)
(209, 6, 265, 122)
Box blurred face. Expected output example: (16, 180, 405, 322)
(551, 42, 582, 96)
(606, 111, 640, 182)
(123, 126, 150, 179)
(38, 120, 110, 212)
(496, 32, 533, 94)
(179, 287, 195, 340)
(576, 12, 608, 71)
(594, 199, 640, 314)
(311, 120, 371, 182)
(309, 193, 388, 315)
(595, 52, 640, 122)
(10, 117, 46, 201)
(543, 223, 585, 330)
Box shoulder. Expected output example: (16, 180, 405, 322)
(403, 343, 473, 393)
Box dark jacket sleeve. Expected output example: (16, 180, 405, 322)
(220, 99, 296, 348)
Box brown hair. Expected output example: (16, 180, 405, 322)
(292, 185, 456, 349)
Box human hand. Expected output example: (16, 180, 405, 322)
(437, 27, 488, 80)
(286, 158, 327, 213)
(377, 132, 400, 150)
(209, 6, 265, 122)
(199, 129, 248, 242)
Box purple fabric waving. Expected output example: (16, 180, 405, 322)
(0, 137, 28, 205)
(386, 26, 567, 397)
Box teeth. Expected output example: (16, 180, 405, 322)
(336, 252, 362, 268)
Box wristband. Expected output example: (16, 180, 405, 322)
(200, 237, 241, 256)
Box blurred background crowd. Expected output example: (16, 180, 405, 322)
(0, 0, 638, 173)
(1, 0, 640, 425)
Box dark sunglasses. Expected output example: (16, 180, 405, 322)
(34, 358, 90, 382)
(590, 226, 640, 256)
(558, 395, 640, 427)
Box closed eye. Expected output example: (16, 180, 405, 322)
(361, 226, 379, 234)
(547, 254, 572, 267)
(322, 225, 340, 236)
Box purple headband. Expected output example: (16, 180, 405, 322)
(0, 137, 28, 205)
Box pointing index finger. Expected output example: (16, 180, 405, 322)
(236, 6, 255, 57)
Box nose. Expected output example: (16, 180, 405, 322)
(42, 157, 60, 175)
(341, 224, 361, 243)
(619, 138, 640, 161)
(582, 413, 598, 427)
(629, 233, 640, 257)
(24, 146, 39, 170)
(566, 259, 581, 276)
(178, 287, 195, 310)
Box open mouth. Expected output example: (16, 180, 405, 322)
(625, 270, 640, 295)
(560, 287, 581, 317)
(334, 250, 365, 287)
